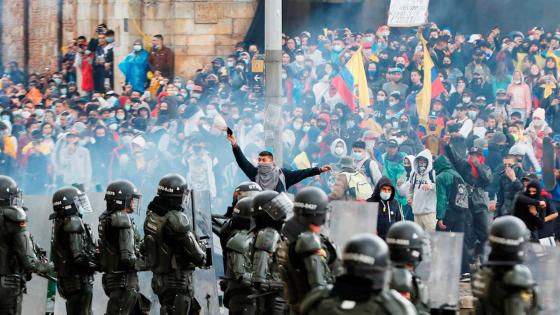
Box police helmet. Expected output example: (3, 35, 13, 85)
(0, 175, 22, 207)
(52, 186, 93, 218)
(343, 234, 390, 290)
(293, 187, 329, 226)
(386, 221, 425, 265)
(105, 180, 142, 212)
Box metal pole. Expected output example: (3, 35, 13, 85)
(264, 0, 283, 166)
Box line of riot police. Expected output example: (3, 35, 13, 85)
(0, 173, 544, 315)
(0, 173, 210, 315)
(214, 181, 543, 315)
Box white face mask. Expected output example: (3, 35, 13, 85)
(334, 147, 345, 156)
(462, 97, 471, 104)
(380, 191, 391, 201)
(133, 44, 142, 52)
(295, 55, 304, 62)
(116, 113, 125, 120)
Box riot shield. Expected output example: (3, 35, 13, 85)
(325, 201, 378, 252)
(190, 190, 221, 315)
(415, 231, 464, 311)
(523, 242, 560, 314)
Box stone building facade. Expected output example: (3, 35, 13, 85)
(1, 0, 257, 83)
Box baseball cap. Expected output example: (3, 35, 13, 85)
(387, 139, 399, 147)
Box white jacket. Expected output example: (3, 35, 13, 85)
(407, 149, 437, 215)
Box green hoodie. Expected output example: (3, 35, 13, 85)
(383, 152, 406, 205)
(433, 155, 465, 220)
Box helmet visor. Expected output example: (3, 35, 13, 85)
(181, 190, 192, 212)
(130, 194, 142, 213)
(11, 190, 23, 207)
(265, 193, 292, 221)
(73, 192, 93, 214)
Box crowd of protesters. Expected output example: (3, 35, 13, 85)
(3, 22, 560, 276)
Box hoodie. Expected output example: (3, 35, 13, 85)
(512, 180, 545, 233)
(408, 149, 437, 215)
(434, 155, 464, 220)
(368, 176, 401, 239)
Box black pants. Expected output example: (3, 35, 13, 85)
(102, 272, 139, 315)
(256, 291, 285, 315)
(436, 210, 470, 274)
(226, 288, 256, 315)
(58, 274, 94, 315)
(152, 272, 193, 315)
(465, 208, 490, 263)
(0, 275, 24, 315)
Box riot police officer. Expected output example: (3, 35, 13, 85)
(386, 221, 430, 315)
(98, 180, 144, 315)
(278, 186, 338, 315)
(472, 215, 540, 314)
(300, 234, 417, 315)
(251, 190, 292, 315)
(143, 173, 207, 314)
(214, 181, 262, 279)
(224, 197, 256, 315)
(0, 175, 52, 315)
(50, 186, 98, 315)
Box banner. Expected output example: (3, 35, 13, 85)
(388, 0, 430, 27)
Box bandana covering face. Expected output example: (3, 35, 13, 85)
(256, 163, 280, 190)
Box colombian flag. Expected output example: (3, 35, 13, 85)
(331, 48, 370, 111)
(416, 35, 445, 122)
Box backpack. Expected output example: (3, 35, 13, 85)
(448, 175, 469, 212)
(345, 171, 374, 200)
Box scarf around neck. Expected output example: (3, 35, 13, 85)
(256, 164, 280, 190)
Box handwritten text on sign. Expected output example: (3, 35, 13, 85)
(388, 0, 430, 27)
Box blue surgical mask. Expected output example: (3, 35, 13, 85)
(106, 37, 114, 43)
(35, 109, 44, 117)
(380, 191, 391, 201)
(482, 148, 489, 157)
(352, 151, 364, 161)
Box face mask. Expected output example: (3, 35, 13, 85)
(226, 61, 234, 68)
(109, 124, 118, 131)
(352, 151, 364, 161)
(468, 111, 477, 119)
(303, 126, 310, 132)
(133, 44, 142, 52)
(2, 115, 10, 121)
(389, 100, 398, 106)
(368, 69, 377, 77)
(282, 73, 288, 80)
(377, 96, 386, 102)
(106, 37, 114, 43)
(462, 97, 471, 104)
(21, 111, 31, 119)
(79, 139, 89, 146)
(514, 80, 522, 84)
(392, 121, 399, 128)
(293, 122, 302, 130)
(54, 78, 62, 85)
(333, 45, 343, 52)
(334, 147, 345, 156)
(395, 137, 404, 145)
(346, 120, 356, 129)
(295, 55, 304, 62)
(116, 113, 125, 120)
(533, 119, 543, 127)
(405, 165, 412, 174)
(317, 122, 327, 130)
(482, 148, 489, 157)
(428, 123, 437, 131)
(344, 53, 351, 59)
(399, 121, 409, 129)
(232, 114, 240, 120)
(380, 191, 391, 201)
(417, 165, 427, 174)
(60, 88, 67, 95)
